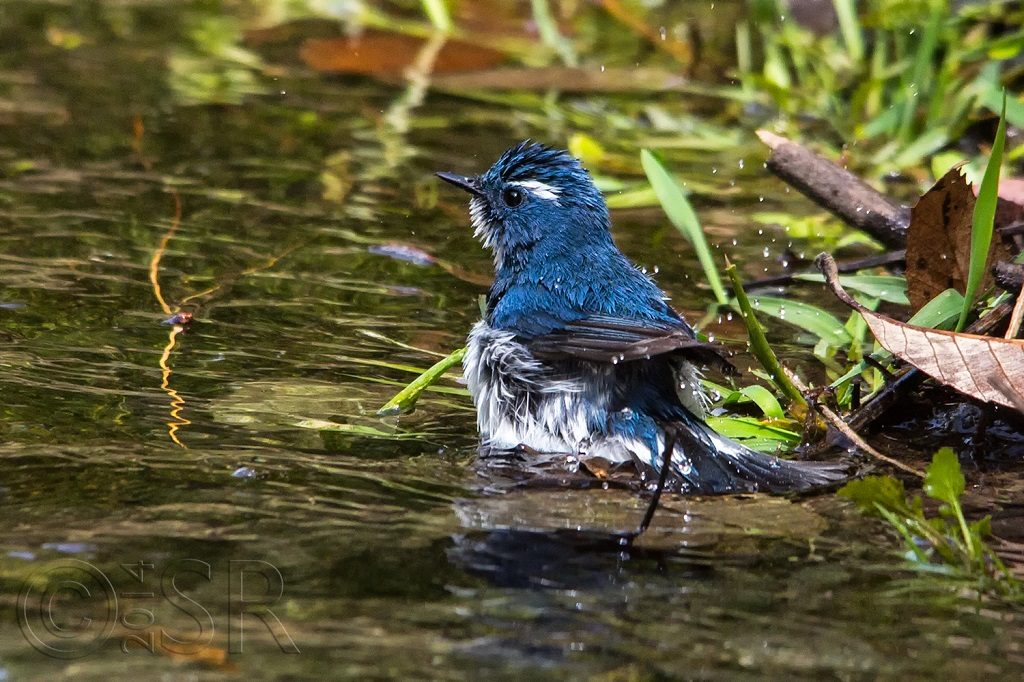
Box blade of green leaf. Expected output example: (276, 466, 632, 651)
(725, 262, 807, 408)
(530, 0, 577, 66)
(378, 346, 466, 416)
(923, 447, 965, 506)
(641, 149, 729, 304)
(832, 0, 864, 61)
(957, 90, 1007, 331)
(838, 475, 910, 515)
(733, 295, 853, 346)
(421, 0, 452, 32)
(738, 384, 785, 419)
(705, 415, 799, 445)
(924, 446, 975, 559)
(907, 287, 965, 329)
(794, 273, 909, 305)
(896, 3, 942, 143)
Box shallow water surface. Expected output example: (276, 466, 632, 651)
(1, 2, 1023, 679)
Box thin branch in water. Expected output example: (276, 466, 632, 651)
(744, 250, 906, 291)
(784, 367, 924, 478)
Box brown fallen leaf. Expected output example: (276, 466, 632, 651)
(817, 252, 1024, 410)
(299, 31, 505, 76)
(905, 166, 1014, 311)
(991, 375, 1024, 415)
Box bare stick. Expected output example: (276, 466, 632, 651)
(1005, 281, 1024, 340)
(784, 368, 925, 478)
(757, 131, 910, 250)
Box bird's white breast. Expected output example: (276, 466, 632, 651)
(463, 320, 707, 466)
(463, 321, 593, 453)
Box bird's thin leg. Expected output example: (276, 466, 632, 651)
(635, 429, 676, 536)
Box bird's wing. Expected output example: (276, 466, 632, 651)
(525, 314, 735, 372)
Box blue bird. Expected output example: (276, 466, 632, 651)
(437, 141, 843, 494)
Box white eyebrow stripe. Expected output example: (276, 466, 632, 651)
(510, 179, 561, 202)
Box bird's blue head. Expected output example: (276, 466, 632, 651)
(437, 141, 611, 272)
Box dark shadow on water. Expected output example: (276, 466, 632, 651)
(448, 527, 713, 589)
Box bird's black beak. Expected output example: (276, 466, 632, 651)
(435, 171, 483, 197)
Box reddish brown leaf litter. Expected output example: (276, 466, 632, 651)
(905, 166, 1014, 311)
(299, 31, 504, 77)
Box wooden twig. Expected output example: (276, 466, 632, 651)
(744, 249, 906, 291)
(1006, 281, 1024, 340)
(757, 131, 910, 250)
(784, 368, 924, 478)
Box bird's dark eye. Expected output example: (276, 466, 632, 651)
(502, 187, 524, 207)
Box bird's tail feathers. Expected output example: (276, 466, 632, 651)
(661, 416, 846, 495)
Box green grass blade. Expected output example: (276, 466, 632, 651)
(957, 91, 1007, 331)
(738, 384, 785, 419)
(896, 2, 943, 143)
(725, 262, 807, 408)
(378, 346, 467, 416)
(733, 295, 853, 346)
(641, 149, 728, 304)
(421, 0, 452, 32)
(908, 287, 966, 329)
(794, 273, 909, 305)
(831, 0, 864, 63)
(530, 0, 577, 66)
(705, 415, 800, 449)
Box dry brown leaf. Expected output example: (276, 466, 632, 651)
(299, 31, 504, 77)
(905, 166, 1014, 311)
(817, 253, 1024, 409)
